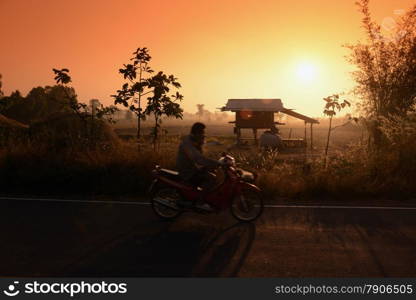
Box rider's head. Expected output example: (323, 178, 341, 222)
(190, 122, 206, 146)
(191, 122, 206, 136)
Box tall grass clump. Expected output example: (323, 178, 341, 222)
(231, 140, 415, 201)
(0, 140, 176, 197)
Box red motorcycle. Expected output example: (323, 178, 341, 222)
(148, 154, 263, 222)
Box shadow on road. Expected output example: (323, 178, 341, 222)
(192, 222, 256, 277)
(66, 221, 256, 277)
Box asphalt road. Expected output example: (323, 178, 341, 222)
(1, 197, 416, 277)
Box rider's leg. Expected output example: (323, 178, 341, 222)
(177, 173, 205, 207)
(198, 171, 216, 202)
(193, 171, 216, 212)
(178, 172, 216, 210)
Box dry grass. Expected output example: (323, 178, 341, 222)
(0, 140, 175, 196)
(0, 124, 414, 201)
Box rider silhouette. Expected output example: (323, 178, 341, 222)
(176, 122, 220, 210)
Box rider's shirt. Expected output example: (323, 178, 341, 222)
(176, 134, 219, 181)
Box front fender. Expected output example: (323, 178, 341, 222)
(239, 181, 262, 193)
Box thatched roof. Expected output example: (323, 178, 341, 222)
(221, 99, 284, 112)
(0, 114, 29, 129)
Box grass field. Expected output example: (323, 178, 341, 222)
(115, 122, 363, 150)
(1, 121, 412, 202)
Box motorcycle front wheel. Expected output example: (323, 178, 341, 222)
(151, 187, 182, 220)
(230, 188, 263, 222)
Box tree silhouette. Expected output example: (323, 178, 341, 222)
(52, 68, 118, 148)
(0, 90, 24, 118)
(113, 47, 183, 150)
(52, 68, 87, 119)
(323, 94, 350, 165)
(144, 71, 183, 150)
(53, 68, 118, 122)
(112, 47, 153, 144)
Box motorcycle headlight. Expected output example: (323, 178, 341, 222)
(219, 155, 236, 166)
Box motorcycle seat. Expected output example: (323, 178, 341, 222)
(159, 168, 180, 177)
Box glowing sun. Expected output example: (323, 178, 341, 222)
(295, 62, 318, 83)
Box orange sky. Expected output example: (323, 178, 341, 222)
(0, 0, 414, 117)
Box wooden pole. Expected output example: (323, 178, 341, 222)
(310, 123, 313, 151)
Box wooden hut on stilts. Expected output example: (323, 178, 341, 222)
(221, 98, 319, 149)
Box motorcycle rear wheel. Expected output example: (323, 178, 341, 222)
(151, 187, 182, 220)
(230, 188, 263, 222)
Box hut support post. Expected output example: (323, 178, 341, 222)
(310, 123, 313, 151)
(236, 127, 241, 144)
(252, 128, 258, 145)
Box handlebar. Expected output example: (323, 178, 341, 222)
(218, 154, 235, 167)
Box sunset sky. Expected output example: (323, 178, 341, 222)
(1, 0, 415, 117)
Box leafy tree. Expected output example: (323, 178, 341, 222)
(52, 68, 118, 149)
(113, 47, 183, 150)
(0, 87, 70, 123)
(112, 47, 153, 142)
(53, 68, 118, 122)
(0, 90, 25, 129)
(52, 68, 87, 118)
(8, 90, 23, 100)
(346, 0, 416, 145)
(144, 71, 183, 150)
(323, 94, 350, 164)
